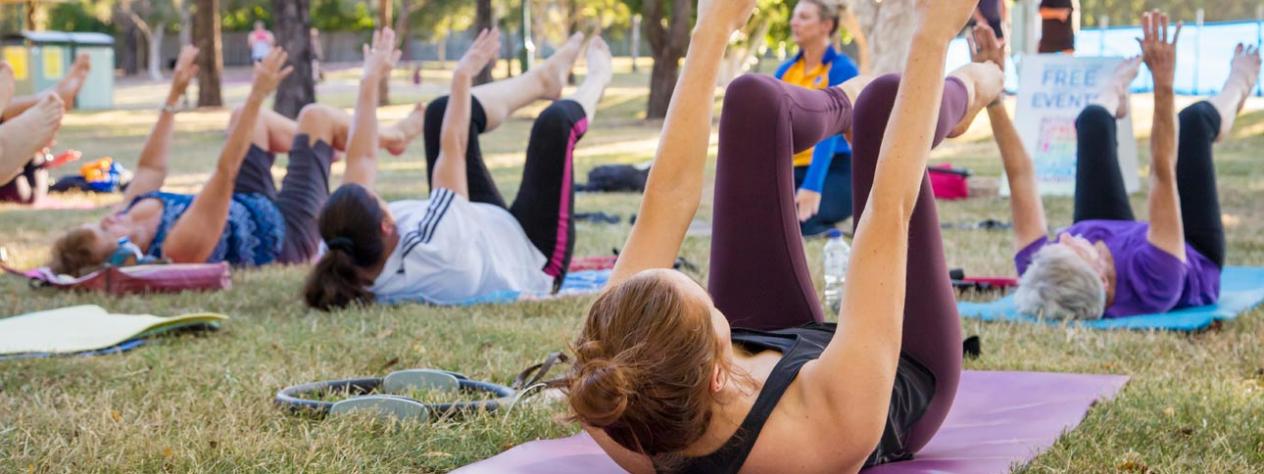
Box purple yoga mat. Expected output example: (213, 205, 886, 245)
(456, 371, 1128, 474)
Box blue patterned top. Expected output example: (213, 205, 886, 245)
(127, 191, 285, 266)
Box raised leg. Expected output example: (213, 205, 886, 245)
(848, 74, 968, 454)
(422, 96, 506, 207)
(708, 74, 856, 331)
(469, 33, 585, 131)
(1072, 105, 1135, 222)
(1174, 102, 1226, 268)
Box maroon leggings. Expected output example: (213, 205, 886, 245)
(708, 74, 967, 453)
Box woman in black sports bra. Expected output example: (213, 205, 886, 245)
(561, 0, 1005, 472)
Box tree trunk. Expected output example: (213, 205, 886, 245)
(848, 0, 918, 75)
(179, 1, 193, 47)
(378, 0, 392, 105)
(194, 0, 223, 107)
(120, 22, 139, 76)
(474, 0, 494, 85)
(148, 26, 164, 81)
(641, 0, 693, 119)
(272, 0, 316, 118)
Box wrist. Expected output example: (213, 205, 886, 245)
(692, 22, 736, 43)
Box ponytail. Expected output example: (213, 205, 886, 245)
(303, 184, 388, 311)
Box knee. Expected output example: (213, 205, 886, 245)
(424, 96, 450, 135)
(851, 74, 901, 123)
(723, 74, 785, 117)
(296, 104, 336, 134)
(1179, 102, 1219, 137)
(538, 100, 582, 130)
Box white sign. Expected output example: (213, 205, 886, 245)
(1011, 54, 1140, 196)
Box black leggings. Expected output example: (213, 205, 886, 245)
(709, 74, 966, 454)
(422, 96, 588, 281)
(1074, 102, 1226, 267)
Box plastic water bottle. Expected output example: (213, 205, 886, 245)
(822, 228, 850, 315)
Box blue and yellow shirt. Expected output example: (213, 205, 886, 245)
(774, 46, 859, 193)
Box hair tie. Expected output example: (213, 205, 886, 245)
(327, 237, 355, 253)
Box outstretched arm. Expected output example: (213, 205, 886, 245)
(341, 29, 403, 189)
(122, 46, 201, 203)
(1139, 11, 1186, 261)
(971, 25, 1047, 250)
(809, 0, 985, 456)
(161, 50, 292, 263)
(430, 28, 501, 199)
(607, 0, 757, 287)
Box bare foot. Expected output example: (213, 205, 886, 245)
(0, 94, 63, 179)
(380, 103, 426, 156)
(53, 53, 91, 110)
(537, 33, 586, 100)
(571, 36, 614, 120)
(948, 62, 1004, 138)
(0, 62, 14, 113)
(1209, 44, 1261, 141)
(1108, 56, 1141, 119)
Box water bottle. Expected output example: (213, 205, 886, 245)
(822, 228, 850, 315)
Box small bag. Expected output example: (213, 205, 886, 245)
(576, 164, 650, 193)
(929, 164, 971, 200)
(3, 262, 231, 295)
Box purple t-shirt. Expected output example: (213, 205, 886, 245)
(1014, 220, 1221, 318)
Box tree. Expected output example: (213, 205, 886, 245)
(631, 0, 692, 119)
(114, 0, 179, 81)
(272, 0, 315, 118)
(194, 0, 224, 106)
(474, 0, 495, 85)
(377, 0, 392, 104)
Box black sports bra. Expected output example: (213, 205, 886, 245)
(661, 323, 935, 473)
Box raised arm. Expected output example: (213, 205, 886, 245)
(341, 28, 402, 189)
(607, 0, 757, 286)
(1138, 11, 1186, 261)
(430, 28, 501, 199)
(810, 0, 982, 445)
(161, 50, 291, 263)
(971, 25, 1047, 249)
(121, 46, 200, 203)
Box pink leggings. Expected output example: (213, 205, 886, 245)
(708, 74, 968, 452)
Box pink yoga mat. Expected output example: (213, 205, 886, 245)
(456, 371, 1128, 474)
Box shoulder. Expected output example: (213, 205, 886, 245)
(826, 50, 859, 84)
(774, 56, 800, 79)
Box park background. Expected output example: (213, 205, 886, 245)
(2, 0, 1264, 472)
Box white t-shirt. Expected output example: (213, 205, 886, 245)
(369, 188, 554, 305)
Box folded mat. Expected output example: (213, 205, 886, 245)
(0, 305, 227, 356)
(456, 370, 1129, 474)
(957, 266, 1264, 331)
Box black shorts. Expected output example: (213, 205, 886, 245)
(232, 135, 334, 264)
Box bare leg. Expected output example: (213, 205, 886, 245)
(1091, 56, 1142, 119)
(946, 62, 1005, 137)
(470, 33, 584, 131)
(379, 102, 426, 156)
(0, 94, 63, 183)
(253, 105, 421, 157)
(1207, 44, 1261, 141)
(0, 54, 90, 120)
(567, 37, 613, 121)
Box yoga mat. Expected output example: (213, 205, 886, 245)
(456, 370, 1129, 474)
(958, 266, 1264, 331)
(0, 305, 227, 356)
(383, 256, 617, 306)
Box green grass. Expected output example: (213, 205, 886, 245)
(2, 61, 1264, 472)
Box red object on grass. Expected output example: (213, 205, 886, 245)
(929, 163, 970, 200)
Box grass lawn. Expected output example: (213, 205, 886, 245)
(2, 59, 1263, 472)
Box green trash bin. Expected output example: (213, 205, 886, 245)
(67, 32, 114, 109)
(2, 31, 115, 109)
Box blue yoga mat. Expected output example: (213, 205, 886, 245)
(383, 269, 612, 306)
(957, 266, 1264, 331)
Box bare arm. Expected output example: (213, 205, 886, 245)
(990, 104, 1048, 249)
(431, 28, 500, 199)
(970, 25, 1047, 249)
(123, 46, 201, 202)
(607, 1, 756, 287)
(1139, 12, 1186, 261)
(804, 0, 983, 450)
(162, 50, 292, 263)
(342, 29, 402, 189)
